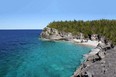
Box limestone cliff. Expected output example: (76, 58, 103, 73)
(40, 27, 74, 40)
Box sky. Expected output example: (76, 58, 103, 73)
(0, 0, 116, 29)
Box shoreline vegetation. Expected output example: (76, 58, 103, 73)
(47, 19, 116, 45)
(40, 19, 115, 77)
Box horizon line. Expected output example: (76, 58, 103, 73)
(0, 29, 43, 30)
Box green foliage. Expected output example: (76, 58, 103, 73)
(47, 19, 116, 45)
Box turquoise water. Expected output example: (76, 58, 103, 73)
(0, 30, 91, 77)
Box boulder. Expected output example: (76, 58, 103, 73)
(98, 51, 106, 59)
(91, 34, 98, 41)
(100, 36, 108, 44)
(87, 54, 100, 62)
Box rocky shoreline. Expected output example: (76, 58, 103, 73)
(72, 44, 114, 77)
(40, 27, 115, 77)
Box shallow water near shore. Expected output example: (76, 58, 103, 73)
(0, 30, 91, 77)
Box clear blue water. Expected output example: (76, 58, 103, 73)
(0, 30, 91, 77)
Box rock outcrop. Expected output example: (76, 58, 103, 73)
(40, 27, 62, 40)
(73, 43, 114, 77)
(40, 27, 74, 41)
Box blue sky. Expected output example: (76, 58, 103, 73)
(0, 0, 116, 29)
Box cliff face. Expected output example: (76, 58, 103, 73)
(40, 27, 62, 40)
(40, 27, 74, 40)
(40, 27, 112, 44)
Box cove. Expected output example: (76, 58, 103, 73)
(0, 30, 91, 77)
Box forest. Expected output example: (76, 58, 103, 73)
(47, 19, 116, 45)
